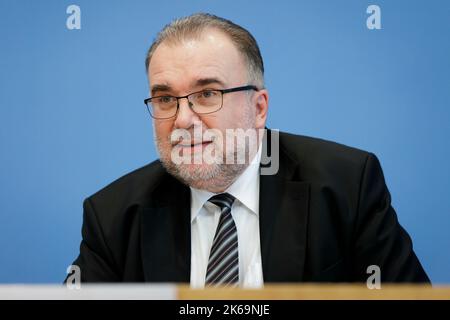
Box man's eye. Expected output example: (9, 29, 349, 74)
(157, 96, 174, 104)
(200, 90, 218, 98)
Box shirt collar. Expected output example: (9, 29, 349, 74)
(190, 144, 262, 223)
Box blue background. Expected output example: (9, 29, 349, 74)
(0, 0, 449, 283)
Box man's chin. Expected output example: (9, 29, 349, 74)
(165, 162, 221, 186)
(178, 163, 219, 178)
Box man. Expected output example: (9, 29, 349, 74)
(68, 13, 429, 286)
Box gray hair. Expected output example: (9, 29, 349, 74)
(145, 13, 265, 87)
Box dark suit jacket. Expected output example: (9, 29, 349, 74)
(69, 131, 429, 283)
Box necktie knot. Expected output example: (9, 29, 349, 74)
(208, 193, 235, 211)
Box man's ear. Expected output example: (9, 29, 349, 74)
(254, 89, 269, 129)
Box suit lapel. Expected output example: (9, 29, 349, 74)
(141, 175, 191, 282)
(259, 132, 310, 282)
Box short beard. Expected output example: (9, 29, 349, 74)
(156, 136, 249, 192)
(154, 95, 257, 192)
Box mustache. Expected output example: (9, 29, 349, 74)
(169, 128, 218, 146)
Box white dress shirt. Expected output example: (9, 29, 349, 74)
(190, 147, 264, 288)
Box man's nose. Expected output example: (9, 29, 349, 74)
(174, 98, 200, 129)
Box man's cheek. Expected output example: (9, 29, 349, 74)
(155, 126, 170, 144)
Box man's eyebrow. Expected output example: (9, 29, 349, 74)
(151, 84, 172, 96)
(151, 78, 225, 96)
(194, 78, 226, 88)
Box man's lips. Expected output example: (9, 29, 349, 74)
(175, 141, 213, 147)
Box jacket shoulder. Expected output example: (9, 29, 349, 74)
(280, 132, 370, 160)
(87, 160, 168, 212)
(278, 131, 374, 181)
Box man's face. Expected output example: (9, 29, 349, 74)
(148, 28, 268, 192)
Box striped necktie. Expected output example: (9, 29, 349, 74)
(205, 193, 239, 286)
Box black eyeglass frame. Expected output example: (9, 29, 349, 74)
(143, 85, 259, 119)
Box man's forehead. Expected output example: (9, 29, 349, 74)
(149, 61, 229, 93)
(149, 29, 244, 72)
(148, 32, 246, 92)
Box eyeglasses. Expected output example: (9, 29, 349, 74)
(144, 85, 259, 119)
